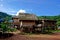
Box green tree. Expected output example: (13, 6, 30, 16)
(57, 21, 60, 26)
(0, 22, 8, 32)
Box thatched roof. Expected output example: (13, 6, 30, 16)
(13, 13, 38, 20)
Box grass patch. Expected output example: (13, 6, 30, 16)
(19, 32, 33, 35)
(52, 30, 60, 33)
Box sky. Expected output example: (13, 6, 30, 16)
(0, 0, 60, 16)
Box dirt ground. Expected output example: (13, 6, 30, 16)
(0, 32, 60, 40)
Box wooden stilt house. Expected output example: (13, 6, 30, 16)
(12, 13, 57, 33)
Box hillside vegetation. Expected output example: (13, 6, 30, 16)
(0, 12, 12, 21)
(0, 12, 60, 26)
(37, 15, 60, 26)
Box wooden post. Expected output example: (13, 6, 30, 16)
(41, 27, 43, 33)
(20, 21, 22, 28)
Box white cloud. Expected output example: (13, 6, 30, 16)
(7, 10, 16, 13)
(5, 10, 17, 15)
(18, 9, 26, 13)
(0, 6, 17, 15)
(16, 9, 26, 16)
(11, 11, 16, 12)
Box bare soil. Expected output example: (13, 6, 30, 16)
(0, 32, 60, 40)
